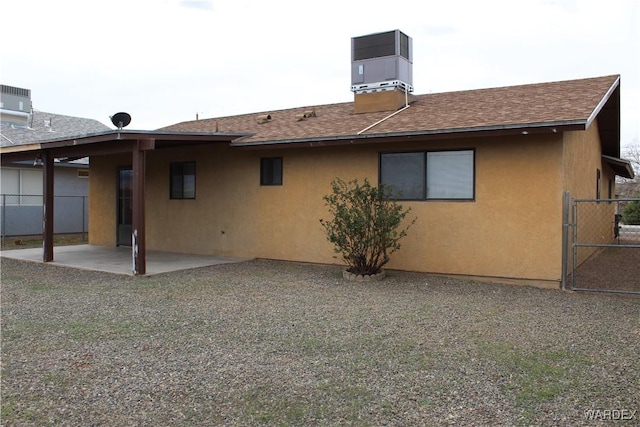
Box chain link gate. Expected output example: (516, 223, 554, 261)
(569, 197, 640, 295)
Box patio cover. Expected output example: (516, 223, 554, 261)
(0, 129, 249, 274)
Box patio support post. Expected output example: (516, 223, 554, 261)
(131, 138, 154, 275)
(42, 150, 54, 262)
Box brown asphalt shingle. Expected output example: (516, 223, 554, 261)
(162, 75, 619, 144)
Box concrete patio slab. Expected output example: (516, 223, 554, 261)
(0, 244, 250, 275)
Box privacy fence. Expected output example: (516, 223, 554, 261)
(567, 196, 640, 295)
(0, 194, 88, 245)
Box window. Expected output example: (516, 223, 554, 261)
(380, 150, 474, 200)
(260, 157, 283, 186)
(21, 170, 43, 198)
(0, 168, 43, 205)
(1, 168, 20, 195)
(596, 168, 601, 199)
(170, 162, 196, 199)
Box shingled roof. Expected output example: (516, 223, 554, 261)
(0, 110, 110, 147)
(163, 75, 620, 155)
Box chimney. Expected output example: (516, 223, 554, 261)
(351, 30, 417, 113)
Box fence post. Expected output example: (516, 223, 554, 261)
(571, 199, 579, 291)
(1, 194, 5, 247)
(561, 191, 570, 291)
(82, 196, 86, 241)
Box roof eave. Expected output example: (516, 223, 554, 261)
(602, 155, 635, 179)
(40, 130, 250, 148)
(230, 120, 586, 148)
(0, 130, 251, 164)
(0, 142, 42, 153)
(586, 75, 620, 128)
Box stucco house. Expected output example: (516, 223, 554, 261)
(0, 31, 634, 288)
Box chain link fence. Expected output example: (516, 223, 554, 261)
(0, 194, 88, 245)
(570, 198, 640, 294)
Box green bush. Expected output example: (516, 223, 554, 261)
(622, 199, 640, 225)
(320, 178, 416, 276)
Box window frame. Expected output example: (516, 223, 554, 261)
(379, 149, 475, 201)
(170, 161, 196, 200)
(260, 157, 283, 186)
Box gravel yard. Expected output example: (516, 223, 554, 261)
(571, 238, 640, 293)
(1, 257, 638, 426)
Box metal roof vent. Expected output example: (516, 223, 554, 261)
(351, 30, 413, 94)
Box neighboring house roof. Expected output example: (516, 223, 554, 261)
(163, 75, 620, 156)
(0, 109, 110, 147)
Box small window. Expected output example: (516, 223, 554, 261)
(596, 168, 601, 199)
(170, 161, 196, 199)
(77, 169, 89, 178)
(260, 157, 283, 186)
(380, 150, 474, 200)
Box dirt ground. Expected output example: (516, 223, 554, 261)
(571, 237, 640, 293)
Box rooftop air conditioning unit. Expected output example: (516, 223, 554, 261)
(0, 84, 32, 113)
(351, 30, 413, 93)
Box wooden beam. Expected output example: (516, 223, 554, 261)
(131, 139, 151, 275)
(42, 151, 54, 262)
(138, 138, 156, 151)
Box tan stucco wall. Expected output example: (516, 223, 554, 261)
(88, 153, 130, 246)
(562, 122, 603, 200)
(388, 135, 564, 284)
(89, 133, 567, 285)
(561, 121, 616, 267)
(142, 143, 376, 259)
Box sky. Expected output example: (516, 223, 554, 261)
(1, 0, 639, 150)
